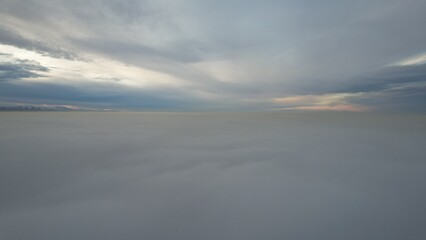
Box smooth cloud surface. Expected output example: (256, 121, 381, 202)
(1, 112, 426, 239)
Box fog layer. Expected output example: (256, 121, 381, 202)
(1, 112, 425, 240)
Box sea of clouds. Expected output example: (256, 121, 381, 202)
(1, 112, 425, 240)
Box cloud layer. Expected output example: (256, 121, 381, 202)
(1, 112, 426, 239)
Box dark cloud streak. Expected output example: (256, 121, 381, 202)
(0, 57, 49, 81)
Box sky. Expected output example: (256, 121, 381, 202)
(0, 0, 425, 111)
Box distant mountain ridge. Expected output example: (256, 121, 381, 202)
(0, 105, 76, 111)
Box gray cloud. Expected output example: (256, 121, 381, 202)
(1, 113, 426, 239)
(73, 37, 207, 63)
(347, 84, 426, 113)
(0, 56, 49, 81)
(324, 64, 426, 112)
(0, 27, 82, 60)
(0, 79, 209, 110)
(338, 64, 426, 94)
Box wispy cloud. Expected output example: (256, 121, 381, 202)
(0, 27, 83, 60)
(392, 53, 426, 66)
(272, 93, 370, 112)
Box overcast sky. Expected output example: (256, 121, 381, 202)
(0, 0, 425, 111)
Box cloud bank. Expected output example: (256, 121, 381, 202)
(1, 112, 426, 239)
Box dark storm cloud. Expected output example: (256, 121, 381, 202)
(0, 80, 207, 110)
(340, 64, 426, 93)
(325, 63, 426, 112)
(0, 56, 49, 81)
(347, 84, 426, 113)
(1, 113, 426, 239)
